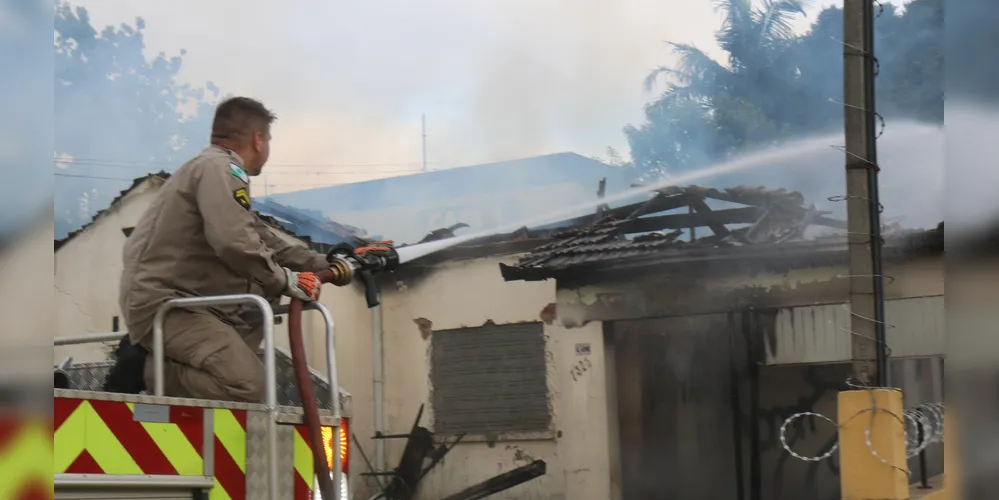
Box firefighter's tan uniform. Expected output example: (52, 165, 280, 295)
(119, 145, 329, 403)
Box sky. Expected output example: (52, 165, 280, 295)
(74, 0, 843, 194)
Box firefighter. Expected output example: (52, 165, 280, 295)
(104, 96, 334, 403)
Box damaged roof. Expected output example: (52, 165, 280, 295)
(498, 184, 942, 281)
(55, 171, 171, 251)
(53, 172, 359, 253)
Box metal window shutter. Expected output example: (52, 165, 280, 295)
(431, 322, 550, 435)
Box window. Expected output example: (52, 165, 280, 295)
(430, 322, 551, 436)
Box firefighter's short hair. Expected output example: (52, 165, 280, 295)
(210, 96, 276, 145)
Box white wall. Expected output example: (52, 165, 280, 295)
(54, 180, 163, 364)
(377, 255, 615, 500)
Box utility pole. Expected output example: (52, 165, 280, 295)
(842, 0, 887, 386)
(422, 114, 428, 172)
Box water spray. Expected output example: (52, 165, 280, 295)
(395, 133, 846, 265)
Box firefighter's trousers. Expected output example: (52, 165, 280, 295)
(138, 309, 266, 403)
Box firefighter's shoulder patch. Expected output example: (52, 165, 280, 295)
(233, 187, 251, 210)
(229, 162, 249, 184)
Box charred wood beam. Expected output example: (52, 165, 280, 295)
(701, 191, 846, 229)
(626, 193, 697, 218)
(681, 186, 806, 208)
(381, 427, 434, 500)
(554, 187, 844, 233)
(616, 207, 760, 234)
(594, 178, 609, 223)
(688, 197, 732, 238)
(441, 460, 547, 500)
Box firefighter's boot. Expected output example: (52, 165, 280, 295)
(102, 334, 148, 394)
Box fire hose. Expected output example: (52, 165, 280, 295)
(287, 241, 400, 500)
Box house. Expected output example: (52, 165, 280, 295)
(53, 173, 946, 499)
(264, 152, 635, 244)
(496, 185, 946, 500)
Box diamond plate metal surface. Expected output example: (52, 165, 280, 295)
(276, 422, 296, 500)
(244, 410, 270, 500)
(58, 346, 353, 415)
(243, 410, 300, 500)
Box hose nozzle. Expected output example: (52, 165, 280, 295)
(326, 257, 354, 286)
(324, 241, 400, 308)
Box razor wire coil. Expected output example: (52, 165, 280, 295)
(779, 402, 946, 468)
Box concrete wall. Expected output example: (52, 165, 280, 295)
(377, 256, 616, 499)
(54, 180, 163, 364)
(556, 256, 943, 329)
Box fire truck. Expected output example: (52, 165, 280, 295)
(53, 295, 351, 500)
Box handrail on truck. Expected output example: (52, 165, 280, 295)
(53, 293, 343, 500)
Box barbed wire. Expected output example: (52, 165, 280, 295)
(779, 389, 945, 474)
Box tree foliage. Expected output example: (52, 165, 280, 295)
(54, 1, 224, 238)
(625, 0, 943, 178)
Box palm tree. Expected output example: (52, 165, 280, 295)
(625, 0, 810, 177)
(644, 0, 809, 128)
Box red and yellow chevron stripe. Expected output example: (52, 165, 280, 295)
(210, 408, 247, 500)
(54, 397, 204, 476)
(293, 425, 315, 500)
(53, 397, 345, 500)
(0, 413, 53, 500)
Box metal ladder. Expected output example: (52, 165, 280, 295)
(53, 294, 344, 500)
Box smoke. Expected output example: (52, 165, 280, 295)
(70, 0, 723, 178)
(55, 0, 946, 242)
(695, 120, 943, 231)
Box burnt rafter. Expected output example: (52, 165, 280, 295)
(618, 207, 760, 235)
(585, 185, 843, 239)
(502, 184, 850, 278)
(687, 196, 732, 238)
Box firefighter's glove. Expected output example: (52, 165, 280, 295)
(283, 268, 322, 302)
